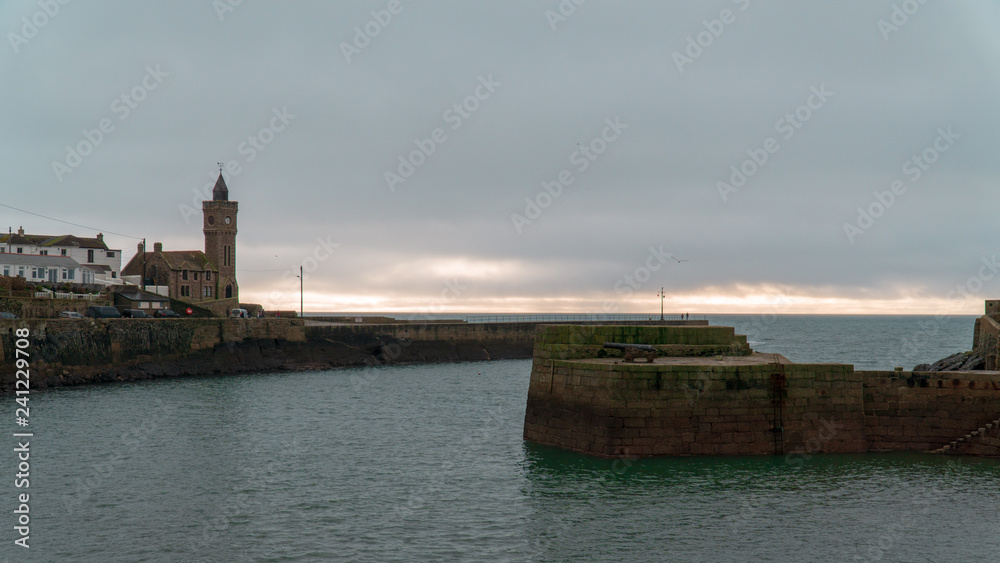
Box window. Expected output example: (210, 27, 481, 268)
(182, 270, 188, 280)
(61, 249, 67, 256)
(106, 251, 115, 258)
(31, 268, 36, 279)
(38, 268, 46, 279)
(2, 267, 8, 276)
(87, 250, 94, 262)
(111, 271, 117, 278)
(40, 250, 48, 256)
(17, 267, 25, 277)
(180, 285, 190, 297)
(206, 271, 211, 281)
(203, 286, 212, 297)
(16, 248, 22, 254)
(68, 269, 75, 280)
(194, 272, 199, 281)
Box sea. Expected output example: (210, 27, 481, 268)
(4, 315, 1000, 562)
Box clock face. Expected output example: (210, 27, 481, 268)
(207, 216, 215, 225)
(224, 216, 232, 225)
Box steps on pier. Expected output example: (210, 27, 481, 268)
(932, 419, 1000, 454)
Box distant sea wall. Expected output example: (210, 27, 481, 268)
(523, 325, 1000, 458)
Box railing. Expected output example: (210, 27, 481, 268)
(463, 314, 706, 324)
(29, 292, 102, 300)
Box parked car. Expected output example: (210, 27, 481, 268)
(154, 309, 180, 318)
(0, 312, 17, 319)
(230, 308, 250, 318)
(85, 306, 122, 319)
(59, 311, 84, 318)
(121, 309, 152, 319)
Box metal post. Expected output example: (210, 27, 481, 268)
(299, 265, 303, 319)
(141, 238, 146, 291)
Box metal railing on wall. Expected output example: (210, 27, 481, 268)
(463, 314, 706, 324)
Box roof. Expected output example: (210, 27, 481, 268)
(121, 250, 219, 276)
(0, 233, 109, 250)
(115, 291, 170, 302)
(0, 254, 86, 269)
(213, 173, 229, 201)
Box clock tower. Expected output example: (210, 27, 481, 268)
(203, 172, 239, 301)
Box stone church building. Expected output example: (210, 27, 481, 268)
(122, 173, 239, 315)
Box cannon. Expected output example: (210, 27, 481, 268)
(603, 342, 657, 363)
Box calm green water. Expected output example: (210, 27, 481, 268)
(3, 316, 1000, 562)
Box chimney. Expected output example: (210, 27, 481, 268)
(96, 233, 104, 243)
(17, 226, 24, 236)
(154, 242, 163, 252)
(137, 242, 145, 253)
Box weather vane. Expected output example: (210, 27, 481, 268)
(217, 162, 224, 173)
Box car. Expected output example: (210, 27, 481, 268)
(0, 312, 17, 319)
(154, 309, 181, 318)
(85, 306, 122, 319)
(59, 311, 84, 318)
(121, 309, 152, 318)
(230, 308, 250, 318)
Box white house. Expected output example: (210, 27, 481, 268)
(0, 227, 122, 285)
(0, 254, 97, 285)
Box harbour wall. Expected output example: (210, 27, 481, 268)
(523, 325, 1000, 458)
(0, 319, 572, 390)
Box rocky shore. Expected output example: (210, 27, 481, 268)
(914, 351, 986, 372)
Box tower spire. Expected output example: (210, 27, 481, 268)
(212, 167, 229, 201)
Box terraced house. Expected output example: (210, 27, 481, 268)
(0, 227, 122, 284)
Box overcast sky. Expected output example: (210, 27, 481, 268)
(2, 1, 999, 314)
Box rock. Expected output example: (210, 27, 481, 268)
(914, 351, 984, 372)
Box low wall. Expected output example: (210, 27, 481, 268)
(0, 296, 109, 319)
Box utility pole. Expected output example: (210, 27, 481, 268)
(141, 238, 147, 291)
(657, 287, 665, 321)
(298, 265, 303, 319)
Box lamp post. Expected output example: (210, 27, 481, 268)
(657, 287, 665, 321)
(295, 265, 303, 319)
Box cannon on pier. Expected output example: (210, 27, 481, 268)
(603, 342, 657, 363)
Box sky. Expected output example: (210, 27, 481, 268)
(2, 0, 1000, 315)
